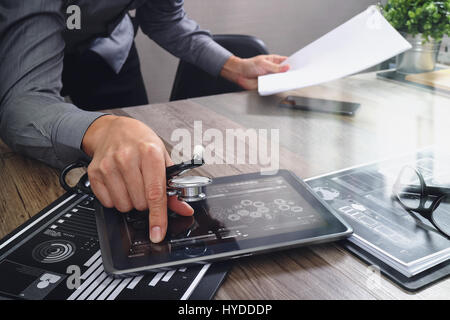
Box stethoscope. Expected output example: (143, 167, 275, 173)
(59, 147, 212, 203)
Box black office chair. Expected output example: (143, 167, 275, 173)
(169, 34, 269, 101)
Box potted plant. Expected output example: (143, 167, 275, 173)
(381, 0, 450, 74)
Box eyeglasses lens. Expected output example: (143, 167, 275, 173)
(431, 197, 450, 238)
(396, 167, 423, 210)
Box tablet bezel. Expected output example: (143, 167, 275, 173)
(96, 170, 352, 276)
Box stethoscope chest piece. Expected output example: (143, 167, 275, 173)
(167, 176, 212, 202)
(60, 145, 212, 202)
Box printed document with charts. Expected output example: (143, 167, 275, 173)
(306, 149, 450, 278)
(258, 6, 412, 96)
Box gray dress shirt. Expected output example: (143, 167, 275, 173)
(0, 0, 232, 169)
(89, 15, 135, 74)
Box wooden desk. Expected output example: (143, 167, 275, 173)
(1, 71, 450, 299)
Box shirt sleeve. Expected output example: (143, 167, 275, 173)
(136, 0, 233, 77)
(0, 0, 106, 169)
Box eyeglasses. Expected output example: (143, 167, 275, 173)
(393, 166, 450, 239)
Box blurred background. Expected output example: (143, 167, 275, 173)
(135, 0, 450, 103)
(135, 0, 379, 103)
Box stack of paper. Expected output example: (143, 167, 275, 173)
(258, 6, 412, 96)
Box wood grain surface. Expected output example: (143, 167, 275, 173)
(1, 71, 449, 299)
(405, 69, 450, 91)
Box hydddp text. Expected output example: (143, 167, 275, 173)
(178, 304, 273, 318)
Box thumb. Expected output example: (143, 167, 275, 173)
(236, 76, 258, 90)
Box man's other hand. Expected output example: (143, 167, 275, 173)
(220, 55, 290, 90)
(82, 115, 194, 243)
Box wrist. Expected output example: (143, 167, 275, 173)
(220, 55, 244, 83)
(81, 115, 118, 157)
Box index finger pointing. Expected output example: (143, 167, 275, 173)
(140, 142, 168, 243)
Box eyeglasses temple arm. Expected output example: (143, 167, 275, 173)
(426, 185, 450, 196)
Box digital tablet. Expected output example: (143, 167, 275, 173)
(95, 170, 352, 277)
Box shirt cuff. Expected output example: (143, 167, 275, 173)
(51, 108, 107, 165)
(197, 40, 233, 77)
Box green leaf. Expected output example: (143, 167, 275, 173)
(382, 0, 450, 41)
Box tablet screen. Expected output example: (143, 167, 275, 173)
(96, 170, 351, 275)
(170, 175, 327, 243)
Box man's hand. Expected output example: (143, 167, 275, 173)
(82, 115, 194, 243)
(220, 55, 290, 90)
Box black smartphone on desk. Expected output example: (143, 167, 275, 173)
(280, 95, 361, 116)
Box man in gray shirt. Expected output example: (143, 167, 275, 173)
(0, 0, 289, 243)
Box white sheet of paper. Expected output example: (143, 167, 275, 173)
(258, 6, 412, 96)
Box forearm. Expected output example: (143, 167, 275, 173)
(81, 114, 118, 157)
(0, 93, 106, 168)
(220, 56, 245, 84)
(0, 0, 107, 168)
(136, 0, 232, 76)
